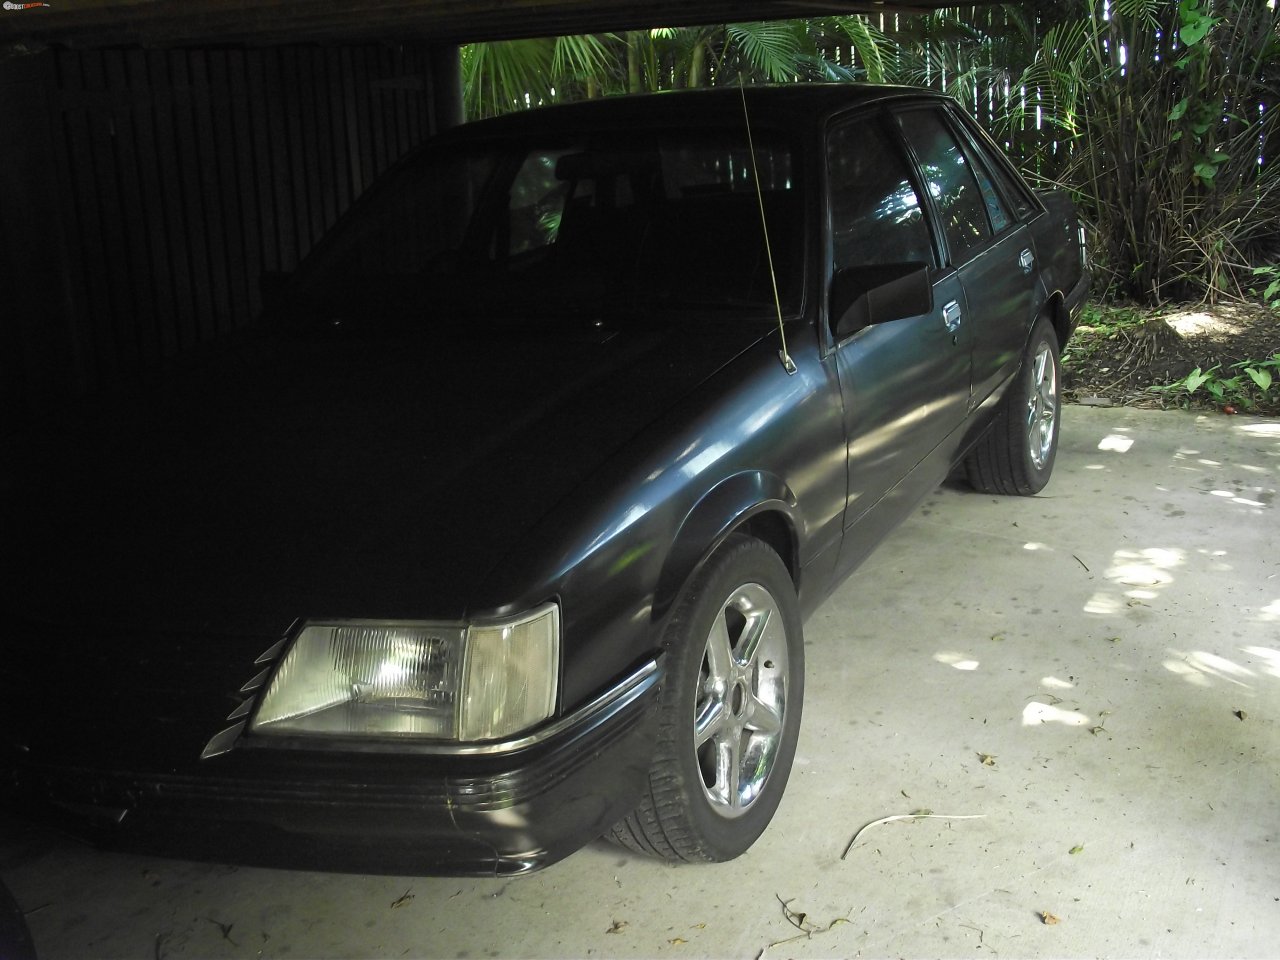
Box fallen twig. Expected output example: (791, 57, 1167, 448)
(390, 889, 414, 909)
(766, 895, 852, 950)
(841, 812, 988, 859)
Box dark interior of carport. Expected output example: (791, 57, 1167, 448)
(0, 0, 982, 437)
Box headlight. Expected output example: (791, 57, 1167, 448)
(251, 603, 560, 742)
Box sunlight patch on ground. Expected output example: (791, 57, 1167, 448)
(1085, 591, 1122, 615)
(1207, 488, 1272, 508)
(1106, 547, 1184, 587)
(1088, 547, 1185, 615)
(1195, 548, 1234, 573)
(1235, 422, 1280, 439)
(1041, 676, 1075, 690)
(1257, 599, 1280, 623)
(1164, 649, 1256, 689)
(934, 652, 979, 671)
(1022, 541, 1052, 552)
(1165, 310, 1244, 337)
(1098, 433, 1135, 453)
(1242, 645, 1280, 678)
(1022, 701, 1090, 727)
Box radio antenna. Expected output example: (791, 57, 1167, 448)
(739, 79, 796, 375)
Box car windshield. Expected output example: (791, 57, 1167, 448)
(286, 128, 803, 329)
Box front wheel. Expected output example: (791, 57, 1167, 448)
(965, 316, 1060, 495)
(609, 535, 803, 862)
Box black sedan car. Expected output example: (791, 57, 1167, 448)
(2, 84, 1088, 875)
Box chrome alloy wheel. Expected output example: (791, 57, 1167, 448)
(693, 582, 789, 818)
(1024, 340, 1058, 471)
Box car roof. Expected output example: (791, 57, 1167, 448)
(447, 83, 948, 140)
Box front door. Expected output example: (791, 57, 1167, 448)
(825, 112, 972, 570)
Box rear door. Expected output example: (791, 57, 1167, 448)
(894, 106, 1038, 410)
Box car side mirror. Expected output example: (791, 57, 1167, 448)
(831, 261, 933, 340)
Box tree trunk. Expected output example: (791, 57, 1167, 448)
(689, 41, 706, 88)
(626, 31, 643, 94)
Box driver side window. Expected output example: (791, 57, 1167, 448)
(827, 116, 934, 273)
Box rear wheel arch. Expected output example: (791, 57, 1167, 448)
(965, 313, 1061, 495)
(1043, 292, 1070, 350)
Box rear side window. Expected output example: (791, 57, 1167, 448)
(896, 108, 992, 264)
(506, 148, 576, 256)
(971, 160, 1012, 233)
(827, 117, 933, 271)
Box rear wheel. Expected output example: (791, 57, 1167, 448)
(610, 535, 803, 862)
(965, 316, 1060, 495)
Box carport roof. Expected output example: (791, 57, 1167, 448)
(1, 0, 996, 50)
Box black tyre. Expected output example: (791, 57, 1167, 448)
(965, 316, 1060, 495)
(610, 535, 803, 862)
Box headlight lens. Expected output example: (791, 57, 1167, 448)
(251, 603, 560, 742)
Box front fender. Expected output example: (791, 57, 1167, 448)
(653, 471, 799, 621)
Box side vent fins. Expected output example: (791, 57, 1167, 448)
(199, 636, 288, 760)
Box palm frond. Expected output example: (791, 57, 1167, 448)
(831, 15, 892, 83)
(462, 39, 552, 119)
(550, 34, 615, 82)
(725, 21, 804, 83)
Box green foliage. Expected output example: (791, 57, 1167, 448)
(1017, 0, 1280, 305)
(459, 4, 1280, 312)
(1149, 355, 1280, 410)
(1078, 303, 1149, 336)
(459, 19, 891, 120)
(724, 21, 805, 82)
(1252, 267, 1280, 311)
(1060, 303, 1150, 370)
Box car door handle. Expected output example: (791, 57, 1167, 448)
(1019, 248, 1035, 273)
(942, 300, 961, 334)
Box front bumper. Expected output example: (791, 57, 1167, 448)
(2, 661, 662, 876)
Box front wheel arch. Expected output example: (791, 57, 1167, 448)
(610, 533, 804, 862)
(652, 472, 800, 621)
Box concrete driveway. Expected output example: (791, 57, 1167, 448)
(3, 405, 1278, 959)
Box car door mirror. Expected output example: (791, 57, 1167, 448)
(831, 261, 933, 340)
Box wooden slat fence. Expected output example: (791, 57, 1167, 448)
(2, 43, 439, 431)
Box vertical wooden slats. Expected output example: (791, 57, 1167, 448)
(228, 49, 265, 320)
(9, 42, 436, 424)
(127, 49, 178, 361)
(59, 50, 113, 392)
(104, 50, 158, 374)
(326, 47, 353, 217)
(297, 48, 326, 248)
(0, 52, 82, 429)
(341, 47, 365, 199)
(245, 51, 279, 277)
(151, 49, 199, 352)
(169, 50, 216, 346)
(208, 49, 251, 328)
(84, 51, 139, 380)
